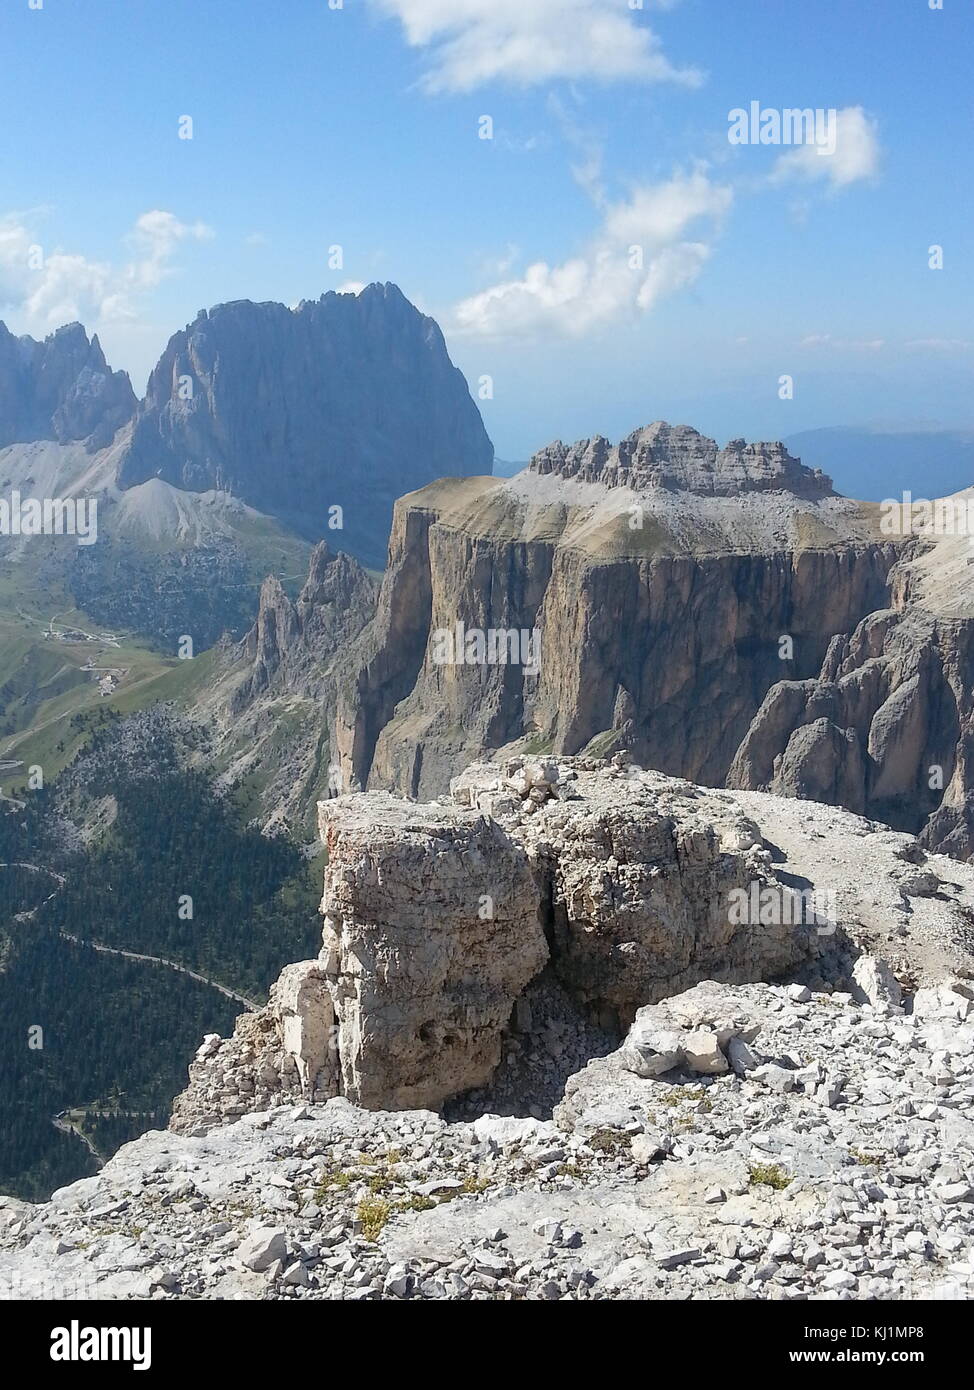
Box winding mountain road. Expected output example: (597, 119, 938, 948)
(0, 860, 261, 1007)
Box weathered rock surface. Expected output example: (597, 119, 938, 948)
(115, 284, 494, 567)
(531, 422, 833, 498)
(318, 793, 547, 1112)
(169, 962, 339, 1137)
(728, 550, 974, 858)
(172, 756, 974, 1134)
(329, 426, 898, 804)
(0, 320, 136, 451)
(187, 541, 378, 832)
(6, 980, 974, 1302)
(232, 540, 377, 710)
(213, 419, 974, 859)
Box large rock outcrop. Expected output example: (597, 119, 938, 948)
(116, 284, 494, 567)
(318, 794, 547, 1111)
(231, 540, 378, 710)
(0, 320, 136, 450)
(184, 540, 379, 833)
(175, 753, 974, 1132)
(532, 422, 833, 498)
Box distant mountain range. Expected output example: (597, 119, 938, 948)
(0, 284, 493, 786)
(499, 427, 974, 500)
(784, 425, 974, 501)
(116, 285, 493, 565)
(0, 320, 135, 453)
(1, 283, 493, 570)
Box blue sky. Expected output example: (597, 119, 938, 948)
(0, 0, 971, 459)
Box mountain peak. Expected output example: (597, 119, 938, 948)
(116, 286, 493, 566)
(530, 420, 834, 499)
(0, 319, 136, 452)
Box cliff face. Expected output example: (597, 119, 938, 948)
(232, 540, 378, 710)
(332, 425, 898, 801)
(189, 541, 378, 833)
(116, 284, 494, 567)
(0, 320, 136, 450)
(728, 509, 974, 857)
(218, 421, 974, 858)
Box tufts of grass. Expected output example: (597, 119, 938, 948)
(748, 1162, 792, 1191)
(356, 1198, 391, 1241)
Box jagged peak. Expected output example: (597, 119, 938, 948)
(0, 316, 136, 450)
(530, 420, 834, 499)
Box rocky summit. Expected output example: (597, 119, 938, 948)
(5, 756, 974, 1301)
(115, 284, 494, 567)
(530, 422, 834, 498)
(0, 320, 136, 451)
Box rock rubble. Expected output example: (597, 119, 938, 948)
(5, 981, 974, 1301)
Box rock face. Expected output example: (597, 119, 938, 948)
(116, 284, 494, 567)
(330, 427, 897, 802)
(172, 754, 974, 1133)
(318, 794, 547, 1111)
(184, 541, 379, 833)
(231, 541, 378, 711)
(169, 963, 339, 1136)
(210, 416, 974, 858)
(0, 320, 136, 450)
(314, 760, 826, 1110)
(728, 523, 974, 857)
(532, 422, 833, 498)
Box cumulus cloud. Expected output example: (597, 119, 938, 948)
(453, 168, 731, 338)
(770, 106, 880, 189)
(122, 211, 213, 294)
(369, 0, 702, 93)
(0, 210, 213, 330)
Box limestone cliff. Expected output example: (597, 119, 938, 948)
(332, 424, 897, 802)
(194, 541, 378, 833)
(217, 420, 974, 858)
(727, 499, 974, 855)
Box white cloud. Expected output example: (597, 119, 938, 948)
(799, 333, 885, 352)
(336, 281, 367, 294)
(453, 168, 730, 338)
(478, 244, 521, 278)
(0, 210, 213, 331)
(905, 338, 972, 352)
(369, 0, 703, 93)
(547, 93, 607, 207)
(770, 106, 880, 190)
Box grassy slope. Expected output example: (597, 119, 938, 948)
(0, 553, 221, 793)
